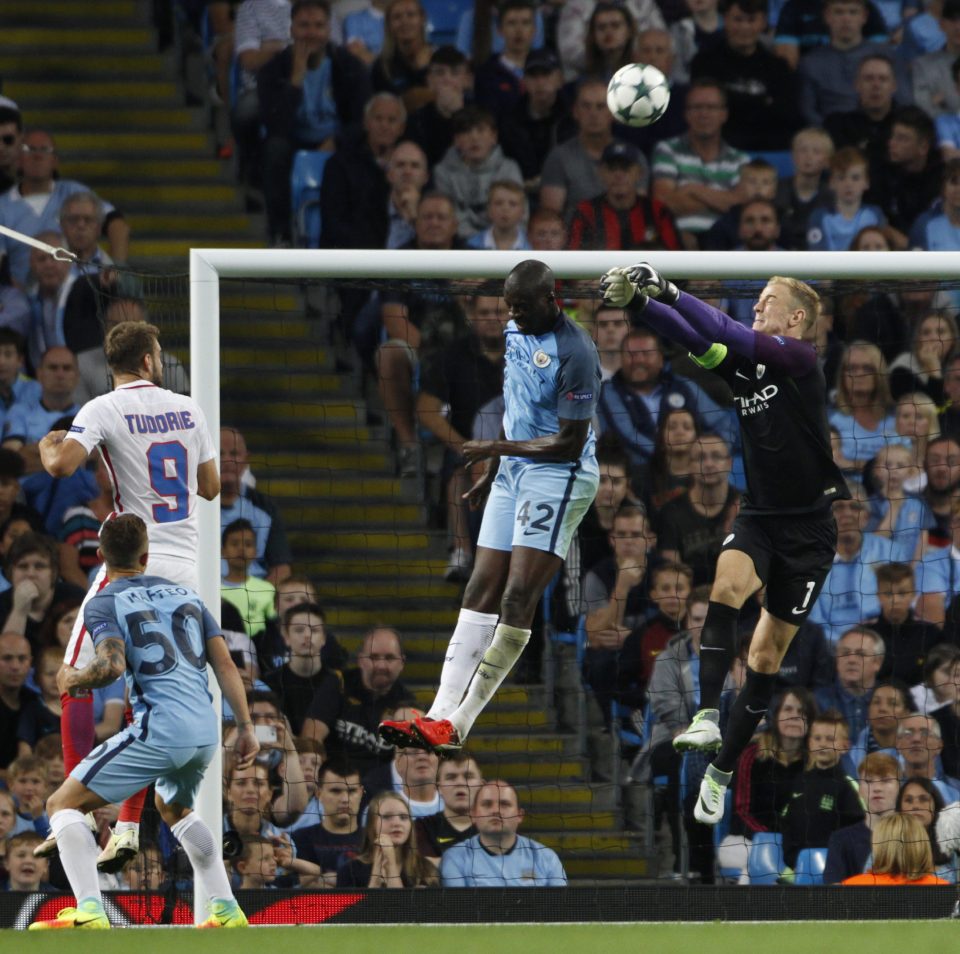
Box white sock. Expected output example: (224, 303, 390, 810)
(171, 813, 234, 905)
(51, 809, 102, 907)
(114, 820, 139, 836)
(449, 623, 530, 739)
(427, 608, 499, 719)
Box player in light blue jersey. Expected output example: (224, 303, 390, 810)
(382, 259, 601, 753)
(29, 514, 258, 931)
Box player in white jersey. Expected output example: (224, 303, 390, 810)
(36, 320, 219, 869)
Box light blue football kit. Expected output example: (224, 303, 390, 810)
(71, 575, 221, 807)
(476, 311, 601, 558)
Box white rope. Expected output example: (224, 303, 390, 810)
(0, 222, 76, 262)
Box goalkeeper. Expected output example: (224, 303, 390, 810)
(600, 264, 850, 825)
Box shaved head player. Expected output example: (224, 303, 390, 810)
(601, 263, 849, 824)
(381, 260, 601, 752)
(37, 320, 219, 869)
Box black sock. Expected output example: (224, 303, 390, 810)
(713, 667, 778, 775)
(698, 601, 740, 711)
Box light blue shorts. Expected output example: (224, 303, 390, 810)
(73, 726, 217, 808)
(477, 457, 599, 558)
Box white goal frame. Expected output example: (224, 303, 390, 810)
(189, 247, 958, 912)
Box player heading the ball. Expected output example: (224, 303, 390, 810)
(380, 260, 601, 753)
(600, 263, 848, 825)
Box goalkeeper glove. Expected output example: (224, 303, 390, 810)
(626, 262, 680, 306)
(600, 267, 647, 309)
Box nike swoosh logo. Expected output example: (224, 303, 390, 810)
(698, 795, 714, 816)
(790, 607, 806, 615)
(745, 705, 766, 715)
(735, 370, 750, 381)
(436, 837, 456, 844)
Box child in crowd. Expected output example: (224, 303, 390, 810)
(806, 147, 886, 251)
(433, 105, 524, 238)
(235, 835, 282, 889)
(777, 127, 833, 249)
(845, 678, 913, 774)
(221, 517, 276, 637)
(780, 710, 863, 873)
(7, 754, 49, 835)
(466, 180, 530, 250)
(120, 842, 165, 891)
(866, 443, 925, 562)
(1, 831, 54, 891)
(33, 733, 65, 800)
(0, 789, 18, 879)
(16, 645, 62, 756)
(285, 737, 327, 833)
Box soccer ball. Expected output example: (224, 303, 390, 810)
(606, 63, 671, 128)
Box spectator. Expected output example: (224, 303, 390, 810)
(0, 448, 35, 544)
(265, 602, 343, 739)
(780, 709, 863, 872)
(0, 99, 23, 196)
(578, 438, 634, 574)
(670, 0, 723, 83)
(730, 689, 814, 841)
(910, 644, 960, 714)
(871, 106, 943, 239)
(15, 644, 61, 757)
(1, 831, 53, 891)
(24, 234, 71, 374)
(375, 193, 467, 476)
(806, 147, 886, 251)
(539, 77, 616, 223)
(0, 633, 34, 776)
(0, 129, 129, 286)
(257, 0, 370, 246)
(596, 326, 734, 473)
(823, 53, 899, 173)
(910, 160, 960, 249)
(866, 446, 926, 562)
(466, 180, 530, 250)
(284, 736, 326, 833)
(581, 1, 637, 82)
(916, 436, 960, 546)
(824, 751, 901, 881)
(895, 391, 940, 477)
(690, 0, 801, 150)
(405, 46, 473, 167)
(897, 712, 960, 802)
(497, 49, 568, 198)
(120, 841, 164, 891)
(932, 656, 960, 778)
(657, 433, 738, 585)
(558, 0, 665, 79)
(221, 518, 277, 637)
(567, 142, 680, 252)
(433, 106, 523, 240)
(292, 758, 364, 884)
(527, 208, 567, 250)
(416, 751, 483, 859)
(220, 426, 293, 585)
(319, 92, 406, 251)
(418, 295, 507, 580)
(841, 810, 950, 883)
(815, 626, 886, 739)
(323, 626, 414, 774)
(384, 139, 429, 249)
(363, 706, 443, 817)
(620, 560, 694, 690)
(797, 0, 891, 125)
(912, 0, 960, 118)
(3, 346, 81, 473)
(370, 0, 434, 111)
(0, 533, 85, 655)
(625, 29, 692, 154)
(701, 157, 779, 253)
(336, 790, 438, 886)
(234, 834, 284, 889)
(777, 127, 834, 250)
(651, 78, 750, 247)
(829, 341, 897, 471)
(8, 753, 48, 834)
(888, 312, 957, 407)
(774, 0, 889, 70)
(440, 780, 567, 886)
(845, 677, 913, 772)
(590, 306, 631, 383)
(868, 563, 944, 685)
(474, 0, 538, 118)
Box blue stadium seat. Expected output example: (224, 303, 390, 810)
(747, 832, 784, 885)
(291, 149, 333, 248)
(422, 0, 473, 46)
(794, 847, 827, 885)
(750, 150, 794, 178)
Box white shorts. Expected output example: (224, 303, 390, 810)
(476, 457, 599, 559)
(63, 556, 199, 670)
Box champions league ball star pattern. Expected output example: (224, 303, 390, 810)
(606, 63, 671, 128)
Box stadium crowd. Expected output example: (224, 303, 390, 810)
(5, 0, 960, 892)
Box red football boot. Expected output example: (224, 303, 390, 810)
(413, 715, 463, 752)
(378, 719, 426, 749)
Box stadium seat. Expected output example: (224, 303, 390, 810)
(291, 149, 333, 248)
(422, 0, 473, 46)
(747, 832, 784, 885)
(794, 847, 827, 885)
(750, 150, 794, 178)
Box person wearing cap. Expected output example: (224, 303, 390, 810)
(568, 142, 680, 251)
(912, 0, 960, 118)
(406, 45, 474, 166)
(474, 0, 538, 120)
(497, 49, 571, 197)
(0, 98, 22, 196)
